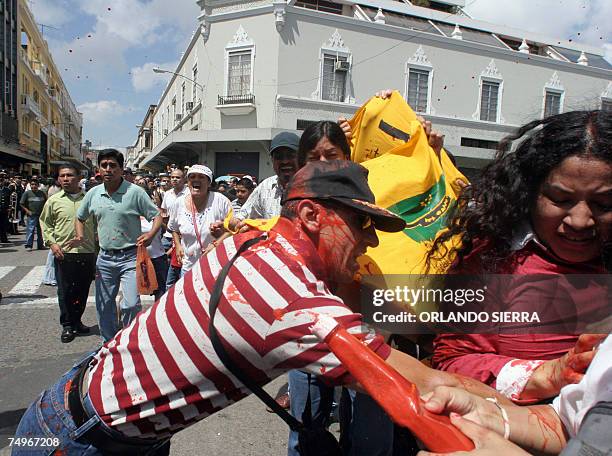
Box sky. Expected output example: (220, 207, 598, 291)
(29, 0, 611, 151)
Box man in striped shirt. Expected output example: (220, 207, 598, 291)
(14, 161, 486, 455)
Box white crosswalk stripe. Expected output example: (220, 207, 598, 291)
(1, 265, 157, 309)
(10, 265, 46, 295)
(0, 266, 15, 281)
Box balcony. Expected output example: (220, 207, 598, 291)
(216, 93, 256, 116)
(20, 94, 42, 119)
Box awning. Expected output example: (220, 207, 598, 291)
(0, 145, 44, 163)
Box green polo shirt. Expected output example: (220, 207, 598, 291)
(77, 179, 159, 251)
(40, 190, 97, 254)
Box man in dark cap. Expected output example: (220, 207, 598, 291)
(236, 131, 300, 220)
(16, 160, 491, 455)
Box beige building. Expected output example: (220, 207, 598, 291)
(17, 0, 83, 175)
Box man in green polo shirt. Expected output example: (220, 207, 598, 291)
(71, 149, 162, 341)
(40, 164, 97, 343)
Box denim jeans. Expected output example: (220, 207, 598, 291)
(165, 265, 182, 290)
(42, 250, 56, 285)
(287, 370, 335, 456)
(339, 389, 394, 456)
(25, 214, 44, 249)
(95, 248, 141, 341)
(14, 353, 169, 455)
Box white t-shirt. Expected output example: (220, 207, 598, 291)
(552, 335, 612, 437)
(140, 217, 164, 259)
(161, 187, 188, 239)
(167, 192, 231, 272)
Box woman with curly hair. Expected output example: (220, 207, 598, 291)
(428, 110, 611, 404)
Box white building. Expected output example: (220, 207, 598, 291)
(140, 0, 612, 180)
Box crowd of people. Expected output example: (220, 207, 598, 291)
(5, 96, 611, 456)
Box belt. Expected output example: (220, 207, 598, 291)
(100, 245, 137, 255)
(67, 361, 167, 455)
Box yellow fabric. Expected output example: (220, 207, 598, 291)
(348, 91, 467, 276)
(223, 207, 279, 234)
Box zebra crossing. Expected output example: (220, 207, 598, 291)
(0, 265, 156, 310)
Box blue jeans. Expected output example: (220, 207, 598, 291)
(25, 214, 43, 249)
(95, 248, 141, 341)
(165, 264, 182, 290)
(288, 370, 335, 456)
(14, 353, 168, 455)
(42, 250, 56, 285)
(339, 389, 394, 456)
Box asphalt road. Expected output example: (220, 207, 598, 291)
(0, 229, 294, 455)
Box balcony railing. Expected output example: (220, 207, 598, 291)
(217, 94, 255, 105)
(20, 94, 42, 119)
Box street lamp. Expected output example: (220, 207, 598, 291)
(152, 67, 204, 92)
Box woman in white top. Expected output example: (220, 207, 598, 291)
(167, 165, 231, 275)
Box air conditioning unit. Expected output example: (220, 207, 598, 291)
(175, 113, 183, 122)
(163, 129, 168, 135)
(334, 60, 350, 72)
(185, 102, 194, 111)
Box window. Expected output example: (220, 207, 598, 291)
(227, 50, 252, 97)
(480, 81, 500, 122)
(461, 137, 499, 150)
(321, 54, 347, 102)
(601, 99, 612, 112)
(543, 90, 562, 117)
(192, 65, 198, 102)
(294, 0, 343, 14)
(181, 82, 186, 112)
(407, 68, 430, 113)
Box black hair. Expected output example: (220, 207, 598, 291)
(298, 121, 351, 167)
(428, 110, 612, 273)
(237, 177, 255, 191)
(57, 162, 79, 175)
(97, 148, 125, 168)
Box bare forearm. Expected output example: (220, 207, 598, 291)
(150, 215, 163, 236)
(386, 348, 512, 403)
(506, 404, 567, 454)
(75, 219, 85, 239)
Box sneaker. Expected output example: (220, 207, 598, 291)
(73, 323, 91, 335)
(266, 392, 290, 413)
(61, 327, 75, 343)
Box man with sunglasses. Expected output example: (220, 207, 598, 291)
(16, 160, 500, 455)
(236, 131, 300, 220)
(68, 149, 162, 341)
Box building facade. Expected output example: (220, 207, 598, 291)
(128, 104, 157, 169)
(17, 0, 83, 175)
(0, 0, 31, 172)
(141, 0, 612, 180)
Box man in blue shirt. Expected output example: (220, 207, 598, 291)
(70, 149, 162, 341)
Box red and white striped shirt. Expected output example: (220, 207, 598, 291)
(86, 218, 391, 439)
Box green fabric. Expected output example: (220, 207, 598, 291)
(20, 190, 46, 215)
(40, 190, 97, 254)
(77, 179, 159, 250)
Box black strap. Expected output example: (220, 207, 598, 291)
(208, 235, 305, 433)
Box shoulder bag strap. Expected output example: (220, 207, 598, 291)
(208, 235, 305, 432)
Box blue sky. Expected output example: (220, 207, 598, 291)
(30, 0, 611, 151)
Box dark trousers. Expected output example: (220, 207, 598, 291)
(0, 210, 8, 242)
(55, 253, 96, 329)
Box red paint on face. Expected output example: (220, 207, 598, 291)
(317, 205, 378, 284)
(531, 155, 612, 264)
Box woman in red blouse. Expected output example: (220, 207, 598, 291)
(427, 110, 611, 403)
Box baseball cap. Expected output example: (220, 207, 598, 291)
(282, 161, 406, 233)
(270, 132, 299, 156)
(187, 164, 213, 182)
(123, 167, 134, 175)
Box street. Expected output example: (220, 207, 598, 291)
(0, 229, 292, 455)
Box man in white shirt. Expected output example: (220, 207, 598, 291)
(236, 132, 300, 220)
(160, 168, 188, 288)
